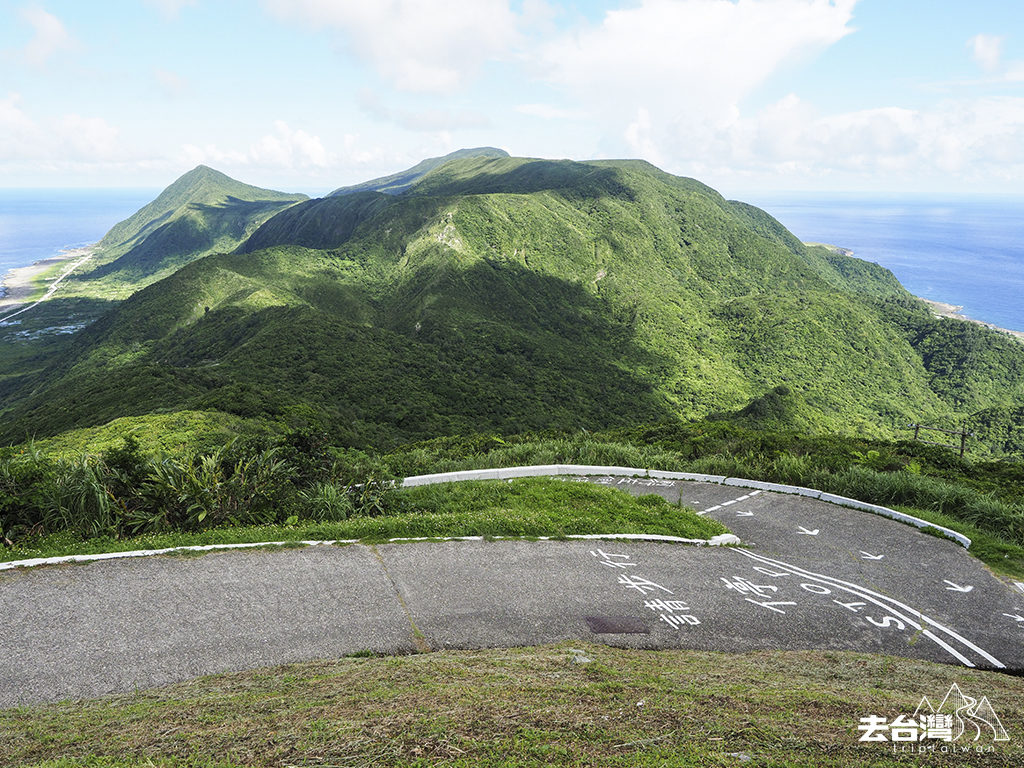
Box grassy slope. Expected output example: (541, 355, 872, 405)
(2, 643, 1022, 767)
(0, 478, 726, 564)
(57, 165, 308, 301)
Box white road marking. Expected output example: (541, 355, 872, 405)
(1003, 613, 1024, 623)
(731, 549, 1005, 669)
(745, 598, 796, 614)
(1015, 582, 1024, 595)
(700, 489, 762, 516)
(834, 600, 867, 612)
(736, 511, 754, 517)
(943, 580, 974, 593)
(860, 551, 885, 560)
(796, 526, 819, 536)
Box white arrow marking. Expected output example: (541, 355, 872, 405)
(736, 511, 754, 517)
(796, 526, 819, 536)
(943, 580, 973, 593)
(860, 551, 884, 560)
(1003, 613, 1024, 623)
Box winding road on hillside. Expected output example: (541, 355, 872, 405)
(2, 473, 1023, 708)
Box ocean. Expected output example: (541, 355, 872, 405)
(750, 194, 1024, 333)
(0, 188, 156, 279)
(2, 189, 1023, 333)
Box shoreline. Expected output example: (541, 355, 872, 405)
(807, 241, 1024, 342)
(918, 297, 1024, 341)
(0, 245, 96, 320)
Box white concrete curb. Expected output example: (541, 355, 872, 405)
(400, 464, 971, 549)
(0, 464, 968, 571)
(0, 531, 739, 572)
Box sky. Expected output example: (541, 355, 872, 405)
(1, 0, 1024, 197)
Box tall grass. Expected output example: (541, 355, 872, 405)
(3, 426, 1022, 552)
(0, 435, 390, 545)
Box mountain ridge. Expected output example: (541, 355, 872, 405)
(328, 147, 510, 197)
(62, 166, 309, 298)
(2, 153, 1022, 455)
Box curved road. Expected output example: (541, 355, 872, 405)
(1, 475, 1022, 708)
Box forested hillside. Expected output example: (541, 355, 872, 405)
(65, 165, 308, 299)
(2, 155, 1022, 454)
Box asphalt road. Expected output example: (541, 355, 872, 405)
(2, 477, 1022, 708)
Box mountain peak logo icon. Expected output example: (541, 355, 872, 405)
(913, 683, 1009, 742)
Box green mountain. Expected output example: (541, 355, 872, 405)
(3, 155, 1022, 453)
(328, 147, 509, 196)
(71, 165, 308, 296)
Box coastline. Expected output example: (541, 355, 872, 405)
(0, 245, 95, 319)
(807, 241, 1024, 343)
(918, 297, 1024, 341)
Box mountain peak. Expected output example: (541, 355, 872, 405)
(329, 146, 510, 197)
(98, 166, 307, 251)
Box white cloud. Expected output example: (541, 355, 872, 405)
(0, 93, 124, 168)
(253, 121, 330, 167)
(20, 5, 74, 67)
(146, 0, 197, 19)
(154, 69, 189, 97)
(0, 93, 35, 138)
(535, 0, 857, 127)
(182, 121, 335, 170)
(57, 114, 121, 159)
(624, 108, 663, 164)
(688, 93, 1024, 189)
(968, 33, 1003, 72)
(515, 103, 584, 120)
(359, 91, 491, 131)
(263, 0, 522, 91)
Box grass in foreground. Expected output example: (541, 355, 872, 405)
(2, 643, 1022, 767)
(0, 478, 727, 564)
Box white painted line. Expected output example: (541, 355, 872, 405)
(919, 630, 977, 668)
(0, 530, 741, 571)
(0, 539, 358, 571)
(943, 580, 974, 593)
(733, 549, 1004, 669)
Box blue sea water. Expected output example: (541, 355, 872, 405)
(0, 189, 156, 280)
(2, 189, 1023, 334)
(749, 194, 1024, 333)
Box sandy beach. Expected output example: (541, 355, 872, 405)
(0, 245, 95, 317)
